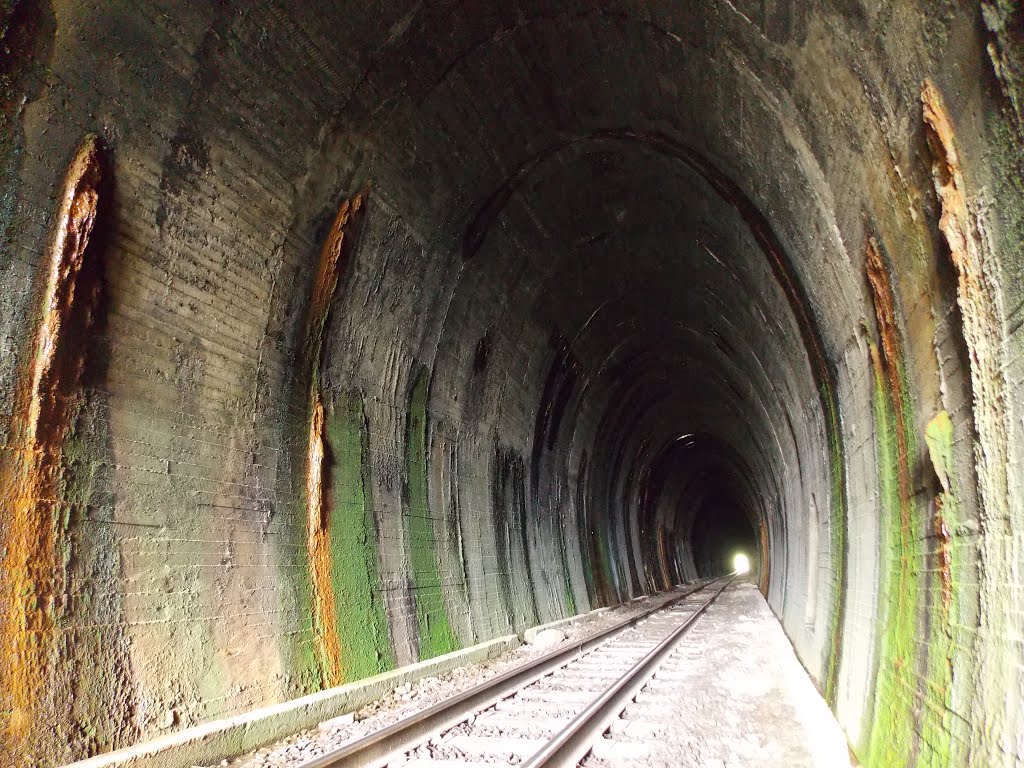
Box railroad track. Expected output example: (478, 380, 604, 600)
(297, 575, 735, 768)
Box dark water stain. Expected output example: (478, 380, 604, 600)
(472, 330, 491, 374)
(530, 332, 579, 492)
(1, 0, 55, 265)
(154, 7, 228, 231)
(156, 125, 211, 230)
(491, 444, 538, 630)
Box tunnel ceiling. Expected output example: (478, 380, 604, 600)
(1, 2, 1023, 768)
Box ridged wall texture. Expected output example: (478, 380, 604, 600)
(1, 2, 1023, 767)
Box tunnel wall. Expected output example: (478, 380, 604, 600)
(1, 2, 1023, 768)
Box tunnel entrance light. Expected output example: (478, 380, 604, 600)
(733, 553, 750, 575)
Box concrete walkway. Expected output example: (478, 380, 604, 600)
(586, 580, 853, 768)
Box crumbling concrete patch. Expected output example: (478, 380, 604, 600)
(922, 79, 1014, 764)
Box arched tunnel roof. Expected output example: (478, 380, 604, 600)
(0, 2, 1022, 767)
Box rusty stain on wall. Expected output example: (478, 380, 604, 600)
(0, 135, 104, 758)
(303, 191, 367, 688)
(933, 497, 953, 611)
(923, 78, 1011, 755)
(305, 194, 366, 363)
(922, 81, 1009, 521)
(306, 393, 344, 685)
(656, 525, 671, 590)
(866, 236, 912, 505)
(925, 410, 956, 612)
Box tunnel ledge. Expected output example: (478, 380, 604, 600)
(64, 634, 518, 768)
(62, 600, 647, 768)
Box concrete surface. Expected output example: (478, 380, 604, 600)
(0, 3, 1022, 767)
(592, 581, 853, 768)
(63, 633, 517, 768)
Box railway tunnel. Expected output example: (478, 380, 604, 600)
(1, 1, 1023, 766)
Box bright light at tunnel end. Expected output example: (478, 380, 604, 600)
(733, 553, 751, 575)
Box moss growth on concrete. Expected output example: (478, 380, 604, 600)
(405, 372, 458, 660)
(865, 343, 924, 768)
(280, 400, 323, 695)
(324, 393, 394, 679)
(924, 412, 954, 491)
(300, 192, 369, 690)
(286, 548, 323, 695)
(917, 411, 959, 767)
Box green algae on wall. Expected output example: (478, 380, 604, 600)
(302, 192, 368, 689)
(430, 435, 475, 645)
(918, 410, 961, 767)
(859, 244, 970, 767)
(283, 521, 323, 697)
(280, 396, 325, 697)
(324, 393, 395, 679)
(864, 342, 923, 768)
(405, 372, 459, 660)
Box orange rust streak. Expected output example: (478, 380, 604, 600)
(923, 81, 1008, 634)
(306, 193, 365, 366)
(933, 496, 953, 611)
(922, 79, 1008, 507)
(306, 395, 343, 686)
(866, 238, 913, 512)
(303, 191, 367, 688)
(657, 525, 671, 590)
(0, 136, 103, 755)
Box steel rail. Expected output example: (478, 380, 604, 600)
(520, 574, 736, 768)
(294, 577, 727, 768)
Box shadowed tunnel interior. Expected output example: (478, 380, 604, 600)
(1, 2, 1024, 767)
